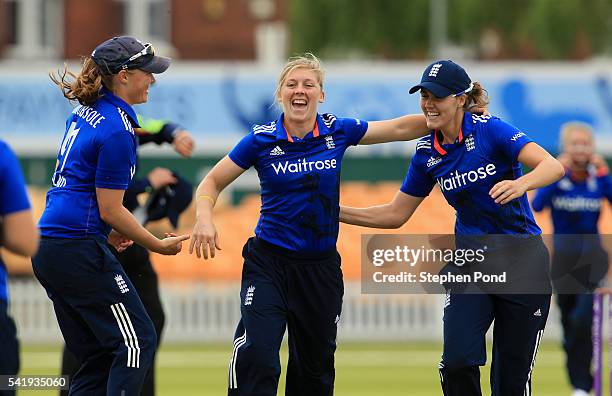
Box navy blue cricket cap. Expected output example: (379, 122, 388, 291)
(409, 60, 472, 98)
(145, 173, 193, 229)
(91, 36, 171, 75)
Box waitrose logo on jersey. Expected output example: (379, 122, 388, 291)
(437, 164, 497, 192)
(271, 158, 337, 174)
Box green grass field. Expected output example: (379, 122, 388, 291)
(17, 342, 580, 395)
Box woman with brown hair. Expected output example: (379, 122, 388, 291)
(32, 36, 188, 395)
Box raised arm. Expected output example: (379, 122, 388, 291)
(189, 156, 247, 259)
(490, 142, 565, 205)
(340, 191, 425, 229)
(358, 114, 428, 145)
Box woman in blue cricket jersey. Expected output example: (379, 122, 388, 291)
(532, 122, 612, 396)
(31, 36, 188, 395)
(0, 139, 39, 396)
(340, 60, 565, 396)
(188, 53, 434, 396)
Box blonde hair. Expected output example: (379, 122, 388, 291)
(49, 57, 115, 106)
(559, 121, 594, 150)
(274, 53, 325, 103)
(464, 81, 489, 112)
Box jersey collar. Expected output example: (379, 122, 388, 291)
(276, 113, 330, 142)
(432, 112, 475, 156)
(99, 88, 140, 127)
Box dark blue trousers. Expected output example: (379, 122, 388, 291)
(32, 237, 156, 395)
(228, 237, 343, 396)
(439, 238, 551, 396)
(556, 293, 593, 392)
(0, 299, 19, 396)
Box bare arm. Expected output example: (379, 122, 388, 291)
(359, 114, 429, 145)
(97, 188, 188, 255)
(340, 191, 425, 229)
(189, 156, 247, 259)
(490, 142, 565, 204)
(1, 209, 39, 256)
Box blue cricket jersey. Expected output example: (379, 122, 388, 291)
(401, 112, 541, 236)
(38, 89, 139, 239)
(532, 167, 612, 234)
(229, 113, 368, 252)
(0, 140, 32, 302)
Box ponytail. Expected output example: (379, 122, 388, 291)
(464, 81, 489, 113)
(49, 57, 114, 106)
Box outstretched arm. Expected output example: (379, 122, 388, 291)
(340, 191, 425, 229)
(189, 156, 246, 259)
(358, 115, 428, 145)
(490, 142, 565, 205)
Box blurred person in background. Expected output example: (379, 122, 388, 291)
(59, 115, 194, 396)
(531, 122, 611, 396)
(340, 60, 564, 396)
(188, 53, 441, 396)
(0, 139, 39, 396)
(31, 36, 188, 395)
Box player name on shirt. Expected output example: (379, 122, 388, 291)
(271, 158, 338, 175)
(436, 163, 497, 192)
(72, 105, 106, 129)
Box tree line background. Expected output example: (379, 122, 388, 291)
(289, 0, 612, 60)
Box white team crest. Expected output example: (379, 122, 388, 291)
(114, 274, 130, 294)
(465, 135, 475, 151)
(244, 285, 256, 306)
(325, 135, 335, 150)
(269, 146, 285, 156)
(558, 178, 573, 191)
(429, 63, 442, 77)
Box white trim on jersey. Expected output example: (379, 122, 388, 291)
(253, 122, 276, 134)
(110, 302, 141, 368)
(524, 329, 544, 396)
(321, 113, 337, 129)
(117, 108, 135, 134)
(228, 330, 247, 389)
(416, 140, 431, 151)
(471, 114, 491, 124)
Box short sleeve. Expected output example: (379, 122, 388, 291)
(487, 118, 533, 161)
(0, 142, 31, 215)
(228, 133, 259, 170)
(399, 155, 435, 197)
(531, 183, 556, 212)
(340, 118, 369, 146)
(96, 130, 137, 189)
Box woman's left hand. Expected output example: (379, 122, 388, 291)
(108, 230, 134, 252)
(489, 179, 528, 205)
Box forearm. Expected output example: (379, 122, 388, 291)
(1, 210, 39, 256)
(361, 114, 428, 145)
(101, 206, 161, 251)
(519, 157, 565, 191)
(340, 204, 403, 229)
(194, 178, 222, 222)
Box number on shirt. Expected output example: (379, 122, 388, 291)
(52, 121, 80, 187)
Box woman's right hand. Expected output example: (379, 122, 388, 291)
(189, 218, 222, 259)
(154, 234, 190, 255)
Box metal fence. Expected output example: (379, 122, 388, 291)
(8, 278, 561, 343)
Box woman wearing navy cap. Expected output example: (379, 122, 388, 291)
(188, 53, 439, 396)
(340, 60, 565, 395)
(32, 36, 188, 395)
